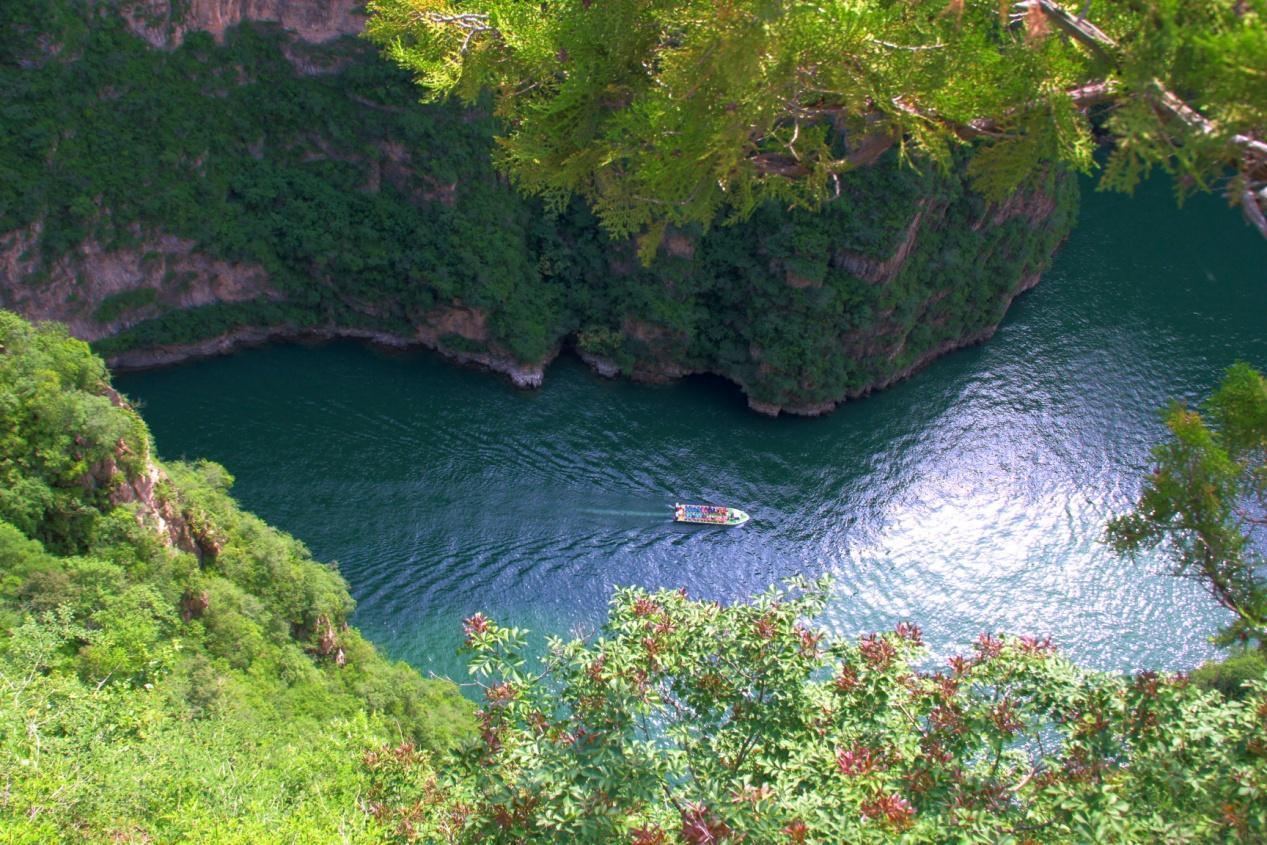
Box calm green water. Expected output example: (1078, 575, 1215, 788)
(116, 182, 1267, 681)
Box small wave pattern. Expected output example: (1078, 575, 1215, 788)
(118, 180, 1267, 682)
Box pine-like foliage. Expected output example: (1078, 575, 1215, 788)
(366, 0, 1267, 251)
(1108, 363, 1267, 648)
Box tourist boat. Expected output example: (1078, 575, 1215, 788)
(673, 503, 750, 526)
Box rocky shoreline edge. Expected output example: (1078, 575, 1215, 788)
(103, 271, 1040, 417)
(104, 324, 552, 389)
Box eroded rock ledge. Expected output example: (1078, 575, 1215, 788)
(104, 323, 551, 389)
(122, 0, 364, 49)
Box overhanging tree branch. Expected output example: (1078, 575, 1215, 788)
(1022, 0, 1267, 234)
(371, 0, 1267, 242)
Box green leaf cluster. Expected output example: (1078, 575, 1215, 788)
(0, 312, 473, 842)
(367, 0, 1267, 248)
(370, 579, 1267, 842)
(1107, 363, 1267, 647)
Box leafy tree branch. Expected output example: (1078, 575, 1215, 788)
(1107, 363, 1267, 647)
(367, 0, 1267, 253)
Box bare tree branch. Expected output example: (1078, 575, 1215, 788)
(412, 10, 500, 54)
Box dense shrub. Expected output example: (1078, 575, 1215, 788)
(1192, 650, 1267, 700)
(0, 312, 472, 841)
(367, 580, 1267, 843)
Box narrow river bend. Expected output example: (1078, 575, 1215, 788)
(117, 182, 1267, 681)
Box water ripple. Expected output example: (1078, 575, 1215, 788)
(117, 182, 1267, 681)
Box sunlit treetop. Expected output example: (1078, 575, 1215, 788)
(366, 0, 1267, 257)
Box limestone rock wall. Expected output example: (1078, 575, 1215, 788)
(0, 223, 279, 341)
(120, 0, 364, 48)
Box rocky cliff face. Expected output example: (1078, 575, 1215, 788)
(75, 385, 223, 563)
(121, 0, 364, 47)
(0, 223, 278, 340)
(0, 217, 550, 383)
(1, 1, 1077, 415)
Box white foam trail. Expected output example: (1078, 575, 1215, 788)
(576, 508, 668, 518)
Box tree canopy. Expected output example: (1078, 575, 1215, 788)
(367, 0, 1267, 257)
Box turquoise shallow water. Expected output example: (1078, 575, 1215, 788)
(116, 182, 1267, 682)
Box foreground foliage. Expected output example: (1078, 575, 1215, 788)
(368, 0, 1267, 250)
(368, 580, 1267, 843)
(0, 312, 472, 841)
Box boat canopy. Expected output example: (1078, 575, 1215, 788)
(674, 503, 749, 526)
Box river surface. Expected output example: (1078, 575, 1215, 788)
(116, 182, 1267, 682)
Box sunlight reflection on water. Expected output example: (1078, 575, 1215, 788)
(117, 182, 1266, 682)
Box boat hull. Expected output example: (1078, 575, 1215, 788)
(674, 503, 749, 526)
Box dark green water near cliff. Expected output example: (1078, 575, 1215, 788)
(116, 182, 1267, 681)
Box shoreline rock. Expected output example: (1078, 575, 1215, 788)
(104, 323, 553, 389)
(101, 279, 1039, 417)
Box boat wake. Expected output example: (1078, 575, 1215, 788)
(576, 508, 668, 519)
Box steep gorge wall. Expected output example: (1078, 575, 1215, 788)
(120, 0, 363, 47)
(0, 1, 1077, 415)
(575, 178, 1074, 415)
(0, 222, 277, 339)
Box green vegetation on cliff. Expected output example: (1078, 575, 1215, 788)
(0, 312, 471, 841)
(1, 0, 1076, 412)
